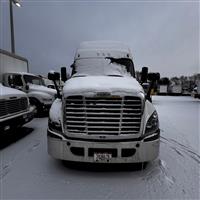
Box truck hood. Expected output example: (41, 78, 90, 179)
(0, 83, 26, 99)
(63, 76, 144, 97)
(29, 84, 56, 96)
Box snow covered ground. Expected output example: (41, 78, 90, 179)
(0, 96, 199, 199)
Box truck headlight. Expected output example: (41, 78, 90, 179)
(145, 111, 159, 136)
(48, 119, 62, 133)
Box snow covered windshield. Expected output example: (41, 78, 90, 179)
(24, 75, 45, 86)
(73, 57, 135, 77)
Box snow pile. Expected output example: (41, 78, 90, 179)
(0, 83, 26, 98)
(29, 84, 56, 96)
(63, 76, 144, 96)
(74, 58, 131, 77)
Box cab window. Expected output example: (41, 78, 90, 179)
(8, 74, 23, 86)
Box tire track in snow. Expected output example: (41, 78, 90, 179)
(143, 159, 176, 185)
(161, 136, 200, 164)
(28, 141, 40, 152)
(141, 133, 200, 197)
(142, 159, 176, 197)
(0, 119, 47, 182)
(171, 147, 184, 157)
(0, 140, 41, 180)
(0, 164, 11, 179)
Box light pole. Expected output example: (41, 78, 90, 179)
(9, 0, 21, 53)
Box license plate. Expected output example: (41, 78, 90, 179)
(94, 153, 112, 162)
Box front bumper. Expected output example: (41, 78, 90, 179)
(47, 129, 160, 163)
(0, 106, 35, 132)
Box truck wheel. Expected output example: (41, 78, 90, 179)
(29, 98, 42, 117)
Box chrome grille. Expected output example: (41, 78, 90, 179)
(0, 97, 28, 118)
(65, 95, 142, 135)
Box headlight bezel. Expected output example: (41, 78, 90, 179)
(48, 118, 62, 133)
(144, 111, 159, 137)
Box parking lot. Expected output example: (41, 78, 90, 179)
(0, 96, 199, 199)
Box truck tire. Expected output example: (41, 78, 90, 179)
(29, 98, 42, 117)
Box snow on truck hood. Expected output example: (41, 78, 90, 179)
(0, 83, 26, 99)
(63, 76, 144, 97)
(29, 84, 56, 96)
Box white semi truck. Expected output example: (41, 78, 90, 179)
(47, 41, 160, 164)
(0, 49, 56, 115)
(0, 83, 35, 132)
(0, 50, 34, 132)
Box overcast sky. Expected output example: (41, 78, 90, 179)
(0, 0, 199, 77)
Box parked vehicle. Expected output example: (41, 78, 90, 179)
(47, 41, 160, 164)
(168, 78, 182, 95)
(0, 83, 34, 133)
(169, 84, 182, 94)
(0, 49, 56, 115)
(192, 80, 200, 99)
(42, 76, 64, 90)
(136, 67, 160, 98)
(158, 77, 170, 95)
(42, 77, 55, 89)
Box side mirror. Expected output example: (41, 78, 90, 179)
(54, 72, 60, 81)
(146, 72, 160, 102)
(141, 67, 148, 83)
(148, 73, 160, 81)
(48, 71, 60, 81)
(48, 71, 61, 98)
(48, 71, 55, 81)
(61, 67, 67, 82)
(71, 63, 77, 75)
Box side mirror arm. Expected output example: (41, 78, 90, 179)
(53, 80, 61, 99)
(48, 71, 62, 99)
(146, 80, 155, 102)
(146, 72, 160, 102)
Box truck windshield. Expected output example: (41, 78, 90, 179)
(24, 75, 45, 86)
(73, 57, 135, 77)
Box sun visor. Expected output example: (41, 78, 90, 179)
(75, 49, 132, 60)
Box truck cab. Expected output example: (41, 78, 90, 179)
(47, 41, 160, 164)
(0, 83, 34, 132)
(0, 49, 56, 115)
(3, 72, 56, 115)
